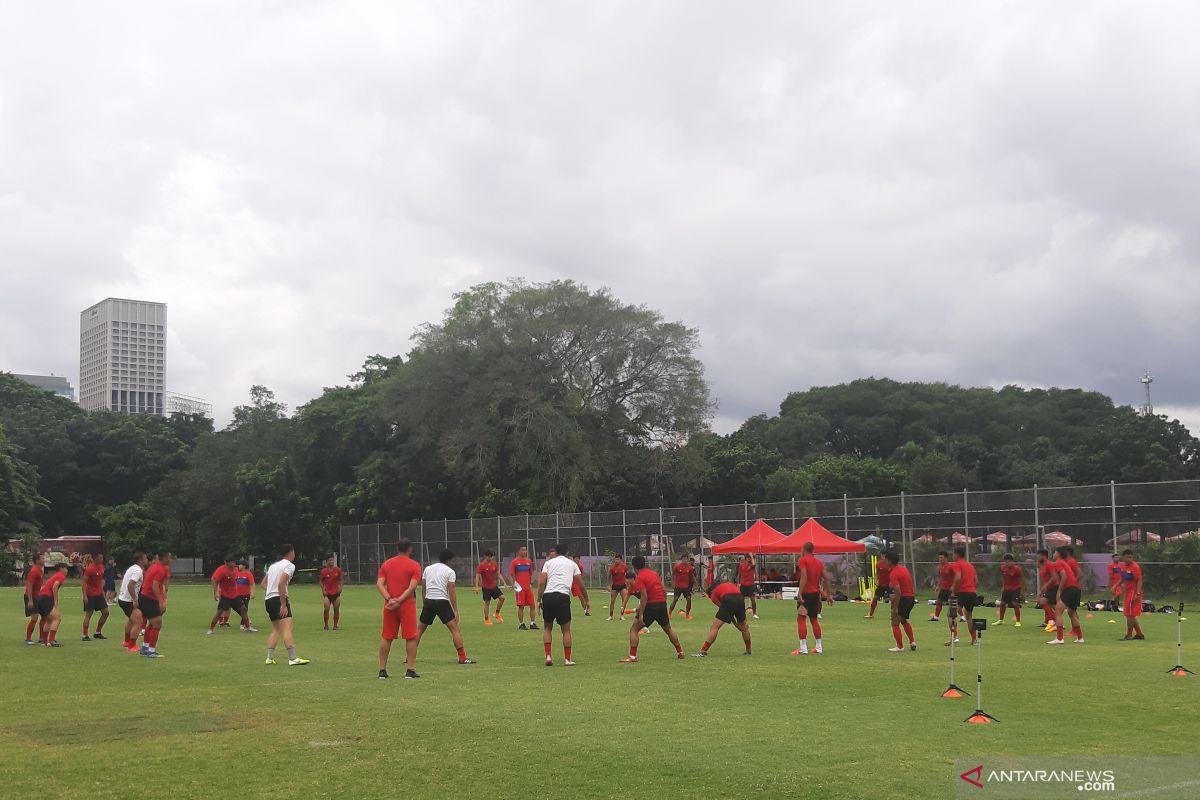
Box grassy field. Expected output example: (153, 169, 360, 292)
(1, 584, 1197, 799)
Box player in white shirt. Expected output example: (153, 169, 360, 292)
(118, 552, 148, 652)
(538, 543, 590, 666)
(261, 544, 309, 666)
(417, 549, 475, 666)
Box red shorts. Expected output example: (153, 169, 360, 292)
(382, 601, 418, 641)
(515, 586, 535, 607)
(1123, 592, 1142, 618)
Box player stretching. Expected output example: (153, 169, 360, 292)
(1050, 546, 1083, 644)
(537, 543, 588, 666)
(209, 557, 251, 635)
(474, 550, 506, 625)
(694, 581, 752, 657)
(929, 551, 954, 622)
(947, 547, 978, 646)
(509, 546, 538, 630)
(418, 549, 475, 665)
(36, 563, 68, 647)
(81, 554, 110, 641)
(118, 552, 147, 652)
(138, 550, 171, 658)
(23, 553, 46, 645)
(884, 551, 916, 652)
(995, 553, 1024, 626)
(376, 539, 422, 679)
(1118, 549, 1144, 640)
(793, 542, 833, 655)
(620, 555, 685, 662)
(607, 554, 630, 620)
(865, 555, 892, 619)
(669, 555, 696, 620)
(262, 544, 309, 666)
(738, 555, 759, 620)
(319, 556, 344, 630)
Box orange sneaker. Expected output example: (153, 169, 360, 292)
(618, 656, 638, 663)
(484, 619, 493, 626)
(685, 614, 693, 620)
(493, 613, 504, 623)
(791, 647, 808, 656)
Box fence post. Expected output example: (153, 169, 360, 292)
(497, 516, 501, 559)
(1033, 484, 1041, 595)
(963, 488, 969, 559)
(744, 501, 749, 528)
(469, 515, 474, 572)
(588, 510, 593, 558)
(659, 506, 666, 580)
(556, 511, 560, 541)
(1110, 481, 1118, 554)
(621, 510, 627, 559)
(444, 518, 449, 550)
(843, 493, 849, 537)
(900, 490, 907, 566)
(791, 497, 796, 530)
(699, 503, 704, 543)
(525, 513, 531, 557)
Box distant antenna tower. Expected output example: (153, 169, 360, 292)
(1140, 370, 1154, 416)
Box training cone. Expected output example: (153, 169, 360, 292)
(965, 710, 998, 724)
(1169, 667, 1193, 677)
(942, 686, 966, 699)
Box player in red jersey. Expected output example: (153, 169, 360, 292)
(948, 547, 979, 645)
(508, 546, 538, 630)
(376, 539, 423, 679)
(1118, 549, 1145, 641)
(1108, 554, 1123, 612)
(570, 554, 591, 616)
(883, 551, 916, 652)
(865, 556, 892, 619)
(1048, 546, 1083, 644)
(620, 555, 684, 662)
(606, 554, 629, 621)
(737, 555, 759, 619)
(23, 553, 46, 645)
(318, 556, 344, 630)
(208, 556, 252, 634)
(138, 550, 172, 657)
(1035, 548, 1059, 633)
(694, 581, 752, 656)
(474, 550, 506, 625)
(668, 555, 696, 620)
(929, 551, 955, 622)
(995, 553, 1025, 626)
(793, 542, 834, 655)
(80, 554, 110, 641)
(36, 563, 69, 647)
(234, 561, 256, 630)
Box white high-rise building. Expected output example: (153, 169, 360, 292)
(79, 298, 167, 415)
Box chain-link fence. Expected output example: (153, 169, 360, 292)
(339, 479, 1200, 601)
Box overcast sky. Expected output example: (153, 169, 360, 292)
(2, 2, 1198, 434)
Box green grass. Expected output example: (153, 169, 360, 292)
(2, 585, 1197, 799)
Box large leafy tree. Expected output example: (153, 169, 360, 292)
(0, 422, 45, 534)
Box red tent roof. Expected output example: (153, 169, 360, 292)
(761, 518, 867, 554)
(711, 520, 786, 554)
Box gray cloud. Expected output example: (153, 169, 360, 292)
(2, 2, 1197, 432)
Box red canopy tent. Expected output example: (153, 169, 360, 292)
(761, 518, 867, 554)
(710, 520, 786, 554)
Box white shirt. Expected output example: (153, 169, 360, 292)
(119, 563, 143, 603)
(423, 563, 456, 601)
(265, 559, 296, 600)
(541, 555, 581, 595)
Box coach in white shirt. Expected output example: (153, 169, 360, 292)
(417, 549, 475, 665)
(262, 544, 309, 666)
(538, 543, 590, 666)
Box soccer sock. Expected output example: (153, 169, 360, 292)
(797, 617, 808, 640)
(83, 623, 89, 636)
(674, 642, 683, 654)
(969, 628, 977, 643)
(869, 598, 878, 616)
(1056, 626, 1064, 641)
(39, 619, 47, 640)
(902, 621, 914, 643)
(147, 628, 160, 648)
(1014, 607, 1021, 622)
(48, 629, 58, 643)
(701, 640, 712, 653)
(998, 606, 1005, 620)
(564, 646, 572, 661)
(812, 620, 822, 639)
(267, 646, 275, 659)
(543, 642, 552, 657)
(629, 645, 638, 658)
(892, 625, 903, 648)
(26, 618, 36, 639)
(457, 646, 467, 661)
(286, 646, 296, 660)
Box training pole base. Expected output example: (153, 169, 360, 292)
(941, 684, 969, 698)
(1168, 665, 1195, 676)
(965, 710, 998, 724)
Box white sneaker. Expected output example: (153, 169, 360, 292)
(887, 646, 904, 652)
(1074, 638, 1085, 643)
(752, 614, 760, 620)
(605, 616, 613, 621)
(563, 659, 576, 666)
(1046, 639, 1064, 645)
(243, 626, 258, 632)
(814, 647, 823, 654)
(206, 630, 214, 636)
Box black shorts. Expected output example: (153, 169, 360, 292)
(36, 595, 55, 618)
(641, 602, 670, 629)
(715, 595, 746, 625)
(955, 592, 978, 613)
(1000, 589, 1023, 606)
(541, 591, 572, 626)
(118, 599, 135, 618)
(481, 587, 502, 601)
(739, 584, 756, 597)
(1060, 586, 1081, 611)
(875, 586, 892, 599)
(218, 595, 246, 612)
(83, 595, 107, 613)
(139, 597, 163, 620)
(420, 598, 456, 626)
(24, 597, 35, 618)
(265, 596, 291, 622)
(1042, 588, 1059, 606)
(897, 596, 916, 621)
(799, 591, 822, 618)
(104, 581, 116, 593)
(937, 588, 952, 603)
(324, 593, 341, 603)
(673, 587, 692, 598)
(611, 584, 627, 593)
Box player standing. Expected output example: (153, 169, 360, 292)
(319, 556, 344, 630)
(1108, 554, 1123, 612)
(792, 542, 833, 655)
(606, 554, 629, 621)
(36, 563, 69, 647)
(620, 555, 685, 662)
(1035, 548, 1060, 638)
(694, 581, 752, 657)
(235, 561, 257, 630)
(209, 557, 252, 634)
(508, 546, 538, 630)
(537, 543, 588, 666)
(474, 550, 506, 625)
(668, 555, 696, 620)
(262, 544, 309, 666)
(1051, 546, 1084, 644)
(1118, 549, 1145, 640)
(883, 551, 916, 652)
(417, 549, 475, 665)
(103, 557, 117, 605)
(376, 539, 422, 679)
(929, 551, 954, 622)
(23, 552, 46, 645)
(995, 553, 1024, 626)
(138, 550, 172, 658)
(948, 547, 978, 646)
(865, 555, 892, 619)
(81, 554, 110, 640)
(118, 552, 148, 652)
(738, 555, 759, 620)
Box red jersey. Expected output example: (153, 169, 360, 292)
(953, 560, 977, 593)
(999, 563, 1023, 592)
(1055, 559, 1079, 590)
(672, 562, 695, 590)
(609, 562, 629, 587)
(737, 561, 756, 587)
(235, 569, 254, 596)
(38, 570, 66, 598)
(632, 568, 667, 604)
(1039, 561, 1058, 587)
(1108, 562, 1123, 588)
(319, 566, 343, 594)
(937, 562, 955, 590)
(475, 561, 499, 590)
(25, 564, 44, 597)
(141, 562, 170, 599)
(797, 555, 824, 593)
(709, 582, 741, 605)
(212, 565, 240, 599)
(83, 561, 106, 597)
(1066, 557, 1080, 578)
(875, 560, 892, 590)
(378, 556, 421, 603)
(1120, 561, 1143, 594)
(889, 564, 914, 597)
(509, 557, 535, 588)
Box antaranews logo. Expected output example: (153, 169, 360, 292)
(960, 765, 984, 789)
(954, 757, 1200, 798)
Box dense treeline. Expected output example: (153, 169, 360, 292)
(2, 280, 1197, 569)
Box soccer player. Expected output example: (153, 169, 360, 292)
(668, 555, 696, 620)
(118, 552, 148, 652)
(883, 551, 916, 652)
(474, 550, 506, 625)
(262, 544, 309, 666)
(571, 554, 590, 615)
(606, 554, 630, 621)
(138, 550, 172, 658)
(1108, 553, 1123, 612)
(103, 557, 117, 605)
(81, 553, 110, 640)
(929, 551, 954, 622)
(23, 552, 46, 645)
(1035, 548, 1059, 632)
(621, 555, 685, 662)
(235, 561, 256, 630)
(1050, 546, 1083, 644)
(694, 581, 752, 656)
(793, 542, 833, 655)
(417, 549, 475, 666)
(865, 555, 892, 619)
(1118, 549, 1145, 640)
(376, 539, 422, 679)
(319, 556, 344, 630)
(209, 556, 251, 634)
(509, 545, 538, 630)
(537, 543, 589, 666)
(948, 546, 979, 646)
(738, 554, 759, 620)
(36, 563, 69, 647)
(995, 553, 1024, 626)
